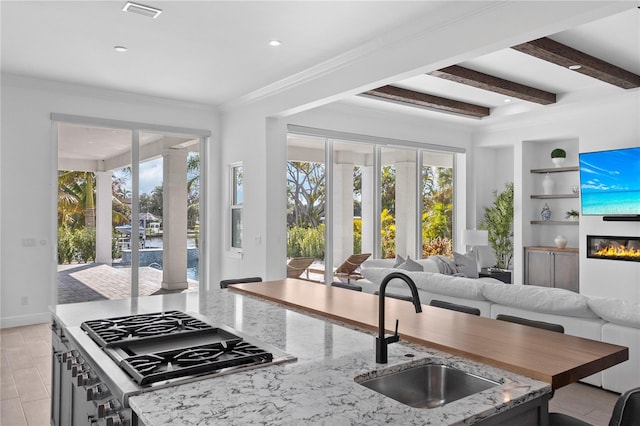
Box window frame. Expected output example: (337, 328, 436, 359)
(230, 162, 243, 253)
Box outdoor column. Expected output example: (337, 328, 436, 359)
(332, 162, 354, 267)
(395, 159, 417, 258)
(95, 171, 112, 264)
(162, 148, 188, 290)
(360, 165, 374, 254)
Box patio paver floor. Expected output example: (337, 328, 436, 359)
(57, 263, 198, 305)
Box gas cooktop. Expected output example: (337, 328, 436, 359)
(80, 311, 293, 387)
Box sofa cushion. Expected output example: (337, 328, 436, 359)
(392, 255, 405, 268)
(453, 252, 479, 278)
(362, 259, 395, 269)
(360, 268, 399, 285)
(601, 322, 640, 393)
(482, 283, 598, 318)
(360, 269, 487, 300)
(412, 272, 486, 300)
(587, 297, 640, 328)
(398, 256, 423, 271)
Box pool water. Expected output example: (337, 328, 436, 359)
(149, 261, 199, 281)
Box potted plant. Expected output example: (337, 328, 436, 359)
(479, 182, 514, 270)
(551, 148, 566, 167)
(565, 209, 579, 221)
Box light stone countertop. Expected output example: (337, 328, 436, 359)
(51, 287, 550, 425)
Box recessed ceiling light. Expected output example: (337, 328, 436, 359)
(269, 40, 282, 47)
(568, 64, 582, 70)
(114, 46, 128, 52)
(122, 1, 162, 19)
(504, 99, 511, 103)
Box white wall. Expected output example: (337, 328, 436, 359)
(474, 90, 640, 302)
(474, 145, 514, 269)
(0, 74, 218, 327)
(215, 1, 637, 288)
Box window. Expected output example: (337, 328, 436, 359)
(231, 163, 243, 250)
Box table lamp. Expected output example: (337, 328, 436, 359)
(462, 229, 489, 272)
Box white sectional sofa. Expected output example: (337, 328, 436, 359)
(357, 261, 640, 394)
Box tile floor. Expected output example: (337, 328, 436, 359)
(1, 323, 52, 426)
(1, 323, 622, 426)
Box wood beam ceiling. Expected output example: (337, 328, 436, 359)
(512, 37, 640, 89)
(362, 85, 490, 118)
(428, 65, 556, 105)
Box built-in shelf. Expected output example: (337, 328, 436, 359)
(530, 166, 579, 174)
(531, 220, 579, 225)
(531, 194, 579, 199)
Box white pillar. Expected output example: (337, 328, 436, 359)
(361, 165, 374, 255)
(395, 160, 417, 258)
(162, 148, 188, 290)
(332, 163, 354, 266)
(95, 171, 112, 264)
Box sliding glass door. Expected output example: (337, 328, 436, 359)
(55, 116, 207, 304)
(286, 128, 461, 283)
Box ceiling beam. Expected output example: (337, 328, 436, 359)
(428, 65, 556, 105)
(362, 85, 490, 118)
(512, 37, 640, 89)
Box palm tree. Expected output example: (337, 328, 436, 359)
(58, 171, 95, 229)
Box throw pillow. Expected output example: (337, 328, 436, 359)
(392, 254, 405, 268)
(417, 258, 440, 273)
(453, 252, 479, 278)
(398, 256, 424, 271)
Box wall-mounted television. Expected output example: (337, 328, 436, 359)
(579, 146, 640, 217)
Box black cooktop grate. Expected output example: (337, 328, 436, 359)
(81, 311, 215, 347)
(120, 340, 274, 385)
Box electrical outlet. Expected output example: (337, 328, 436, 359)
(21, 296, 29, 306)
(22, 238, 36, 248)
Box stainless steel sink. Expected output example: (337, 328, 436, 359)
(356, 363, 499, 409)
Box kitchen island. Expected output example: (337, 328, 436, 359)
(51, 280, 585, 425)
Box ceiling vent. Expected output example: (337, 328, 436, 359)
(122, 2, 162, 19)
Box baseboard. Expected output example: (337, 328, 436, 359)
(1, 312, 51, 328)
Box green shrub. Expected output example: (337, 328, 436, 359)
(287, 225, 325, 259)
(353, 218, 362, 254)
(72, 228, 96, 263)
(58, 227, 96, 263)
(380, 209, 396, 259)
(57, 227, 74, 264)
(422, 237, 452, 257)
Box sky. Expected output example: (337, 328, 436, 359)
(113, 157, 163, 195)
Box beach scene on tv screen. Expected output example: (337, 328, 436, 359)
(579, 147, 640, 216)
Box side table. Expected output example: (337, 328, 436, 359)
(479, 268, 512, 284)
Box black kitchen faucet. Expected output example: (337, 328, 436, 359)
(376, 272, 422, 363)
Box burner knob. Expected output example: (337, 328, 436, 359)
(78, 371, 98, 387)
(98, 399, 115, 418)
(62, 350, 77, 363)
(106, 413, 123, 426)
(67, 356, 83, 371)
(71, 362, 87, 377)
(86, 384, 110, 401)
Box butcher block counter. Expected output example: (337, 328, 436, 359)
(229, 279, 628, 390)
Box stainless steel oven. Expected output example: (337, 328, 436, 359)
(51, 311, 296, 426)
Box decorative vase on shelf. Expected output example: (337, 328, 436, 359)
(541, 203, 552, 221)
(554, 235, 568, 249)
(551, 157, 566, 168)
(542, 173, 554, 195)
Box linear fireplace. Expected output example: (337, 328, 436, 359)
(587, 235, 640, 262)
